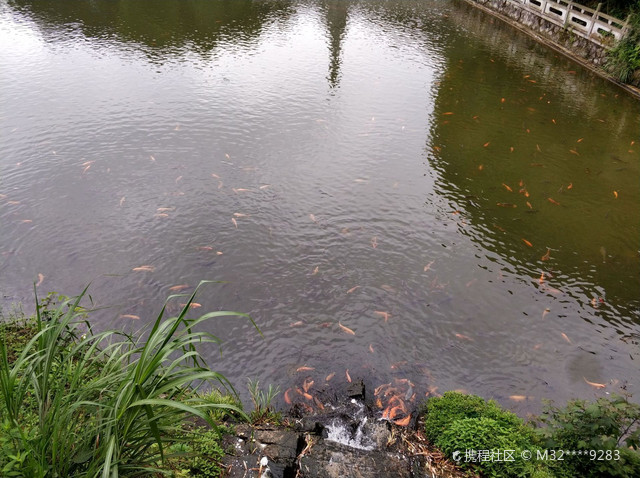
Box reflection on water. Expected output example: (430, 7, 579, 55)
(1, 0, 638, 413)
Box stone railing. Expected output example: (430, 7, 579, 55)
(518, 0, 630, 45)
(477, 0, 632, 47)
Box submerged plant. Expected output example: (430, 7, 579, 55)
(0, 281, 257, 477)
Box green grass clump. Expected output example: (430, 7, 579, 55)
(0, 282, 255, 477)
(247, 379, 282, 425)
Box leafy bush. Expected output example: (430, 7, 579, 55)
(424, 392, 551, 477)
(0, 282, 254, 477)
(533, 394, 640, 477)
(437, 417, 551, 478)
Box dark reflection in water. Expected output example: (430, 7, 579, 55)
(1, 0, 638, 414)
(8, 0, 295, 59)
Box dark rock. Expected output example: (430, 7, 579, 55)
(346, 379, 365, 400)
(297, 439, 411, 478)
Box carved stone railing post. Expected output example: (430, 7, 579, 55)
(586, 2, 601, 38)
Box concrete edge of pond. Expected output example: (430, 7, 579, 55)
(462, 0, 640, 99)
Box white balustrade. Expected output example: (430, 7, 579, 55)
(475, 0, 632, 47)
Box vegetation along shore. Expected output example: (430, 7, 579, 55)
(1, 286, 638, 477)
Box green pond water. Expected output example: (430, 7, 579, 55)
(1, 0, 638, 413)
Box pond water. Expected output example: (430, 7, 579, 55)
(1, 0, 638, 414)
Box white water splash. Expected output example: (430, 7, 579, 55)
(324, 400, 376, 451)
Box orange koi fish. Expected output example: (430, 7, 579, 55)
(169, 284, 190, 291)
(374, 311, 390, 322)
(120, 314, 140, 320)
(338, 322, 355, 335)
(583, 377, 606, 389)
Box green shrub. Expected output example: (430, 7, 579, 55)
(424, 391, 524, 443)
(437, 417, 550, 478)
(424, 392, 555, 477)
(533, 395, 640, 477)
